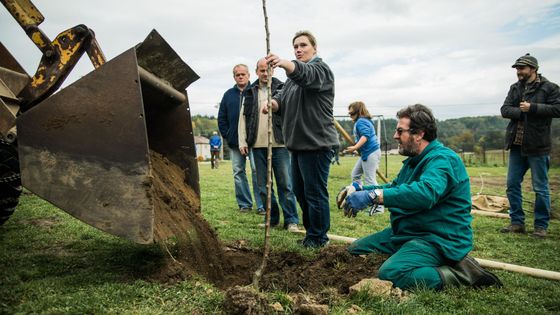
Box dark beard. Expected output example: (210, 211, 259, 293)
(518, 73, 531, 83)
(398, 141, 419, 157)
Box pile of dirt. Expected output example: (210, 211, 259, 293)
(148, 151, 229, 283)
(145, 151, 385, 297)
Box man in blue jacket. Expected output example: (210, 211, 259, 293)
(217, 64, 262, 213)
(209, 131, 222, 169)
(339, 104, 502, 290)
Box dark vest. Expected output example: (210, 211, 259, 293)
(243, 78, 284, 147)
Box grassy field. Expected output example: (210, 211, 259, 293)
(1, 155, 559, 314)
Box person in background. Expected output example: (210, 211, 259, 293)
(264, 30, 339, 248)
(343, 101, 383, 214)
(209, 131, 222, 169)
(331, 144, 341, 165)
(339, 104, 502, 290)
(239, 58, 299, 231)
(217, 64, 263, 213)
(500, 53, 560, 238)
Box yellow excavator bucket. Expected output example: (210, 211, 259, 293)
(16, 30, 200, 244)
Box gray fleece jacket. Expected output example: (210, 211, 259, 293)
(273, 56, 339, 151)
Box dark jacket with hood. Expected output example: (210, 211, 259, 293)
(242, 77, 284, 147)
(501, 74, 560, 155)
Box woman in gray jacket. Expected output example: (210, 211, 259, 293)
(264, 30, 339, 248)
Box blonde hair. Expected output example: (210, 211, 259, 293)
(348, 101, 372, 119)
(292, 30, 317, 49)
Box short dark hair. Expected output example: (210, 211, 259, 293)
(396, 104, 437, 141)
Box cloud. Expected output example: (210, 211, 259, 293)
(1, 0, 559, 119)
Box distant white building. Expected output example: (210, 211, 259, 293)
(194, 136, 210, 159)
(385, 148, 400, 155)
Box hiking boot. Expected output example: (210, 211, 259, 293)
(437, 256, 503, 289)
(256, 208, 266, 215)
(500, 224, 525, 234)
(285, 223, 300, 233)
(239, 207, 252, 213)
(531, 227, 547, 238)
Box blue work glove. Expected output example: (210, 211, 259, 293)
(335, 182, 362, 209)
(343, 190, 378, 217)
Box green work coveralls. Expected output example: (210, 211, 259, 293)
(348, 140, 473, 289)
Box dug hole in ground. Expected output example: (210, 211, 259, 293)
(147, 151, 387, 311)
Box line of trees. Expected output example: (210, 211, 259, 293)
(192, 115, 219, 139)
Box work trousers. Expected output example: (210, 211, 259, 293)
(348, 228, 445, 290)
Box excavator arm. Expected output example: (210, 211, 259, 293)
(1, 0, 106, 113)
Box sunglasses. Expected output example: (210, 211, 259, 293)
(395, 127, 414, 135)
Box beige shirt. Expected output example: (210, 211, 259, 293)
(238, 84, 283, 149)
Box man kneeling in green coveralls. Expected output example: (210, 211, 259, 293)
(337, 104, 502, 290)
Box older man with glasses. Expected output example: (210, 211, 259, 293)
(337, 104, 502, 291)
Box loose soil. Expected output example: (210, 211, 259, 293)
(147, 151, 385, 297)
(149, 151, 227, 283)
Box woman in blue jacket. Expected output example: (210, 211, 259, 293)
(344, 101, 382, 184)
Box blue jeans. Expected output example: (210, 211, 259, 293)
(230, 148, 262, 209)
(253, 147, 299, 227)
(506, 147, 551, 229)
(291, 149, 333, 246)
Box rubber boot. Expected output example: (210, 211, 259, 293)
(437, 256, 503, 289)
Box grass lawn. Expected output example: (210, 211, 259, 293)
(1, 155, 559, 314)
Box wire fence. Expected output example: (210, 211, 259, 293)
(460, 149, 509, 167)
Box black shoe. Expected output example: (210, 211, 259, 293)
(464, 257, 503, 288)
(438, 256, 503, 289)
(301, 238, 329, 249)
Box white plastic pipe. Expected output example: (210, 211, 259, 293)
(471, 209, 510, 219)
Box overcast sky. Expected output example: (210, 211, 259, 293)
(2, 0, 559, 120)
